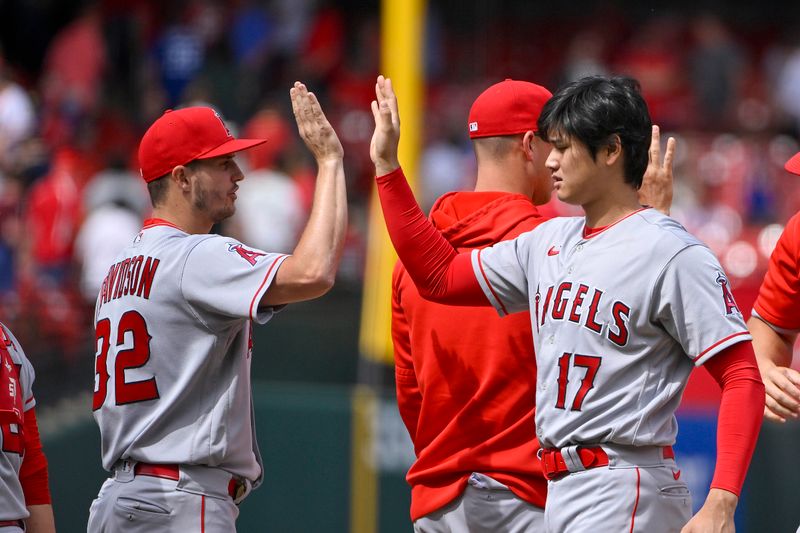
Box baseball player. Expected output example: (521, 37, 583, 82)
(748, 151, 800, 424)
(0, 321, 56, 533)
(393, 79, 676, 532)
(371, 74, 764, 532)
(87, 83, 346, 533)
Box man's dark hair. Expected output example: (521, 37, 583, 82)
(537, 75, 651, 188)
(147, 176, 169, 207)
(146, 160, 203, 207)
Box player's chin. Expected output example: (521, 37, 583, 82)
(213, 205, 236, 223)
(555, 189, 572, 203)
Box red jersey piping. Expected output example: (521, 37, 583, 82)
(692, 331, 751, 362)
(583, 208, 649, 239)
(249, 255, 287, 318)
(142, 218, 183, 231)
(476, 249, 510, 315)
(629, 467, 641, 533)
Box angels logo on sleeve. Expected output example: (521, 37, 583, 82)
(715, 272, 741, 315)
(228, 243, 267, 266)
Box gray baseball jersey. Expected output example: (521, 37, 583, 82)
(472, 208, 751, 449)
(0, 323, 36, 522)
(92, 219, 287, 482)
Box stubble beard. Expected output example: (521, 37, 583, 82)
(193, 187, 235, 224)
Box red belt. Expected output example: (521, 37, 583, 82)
(134, 463, 245, 499)
(0, 521, 23, 528)
(540, 446, 674, 480)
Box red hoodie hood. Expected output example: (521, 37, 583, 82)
(429, 190, 542, 249)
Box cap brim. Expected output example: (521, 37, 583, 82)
(199, 138, 268, 159)
(786, 152, 800, 176)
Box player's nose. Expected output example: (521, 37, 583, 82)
(231, 162, 245, 182)
(545, 150, 559, 171)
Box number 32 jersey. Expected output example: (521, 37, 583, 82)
(472, 208, 750, 449)
(92, 219, 287, 482)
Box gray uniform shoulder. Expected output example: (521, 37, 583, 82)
(536, 215, 585, 233)
(634, 209, 705, 254)
(519, 215, 584, 245)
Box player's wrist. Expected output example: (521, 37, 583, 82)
(703, 487, 738, 513)
(374, 159, 400, 177)
(316, 155, 344, 167)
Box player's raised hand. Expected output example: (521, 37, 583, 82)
(639, 125, 676, 216)
(762, 364, 800, 423)
(370, 75, 401, 176)
(290, 81, 343, 163)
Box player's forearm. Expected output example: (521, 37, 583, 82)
(376, 167, 485, 304)
(20, 409, 52, 506)
(282, 158, 347, 299)
(25, 504, 56, 533)
(704, 342, 764, 495)
(747, 315, 795, 369)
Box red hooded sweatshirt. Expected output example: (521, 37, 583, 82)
(392, 190, 549, 521)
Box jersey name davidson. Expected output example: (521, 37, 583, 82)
(97, 255, 161, 308)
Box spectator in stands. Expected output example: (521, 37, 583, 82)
(74, 161, 149, 303)
(0, 51, 36, 175)
(688, 13, 746, 130)
(226, 102, 306, 253)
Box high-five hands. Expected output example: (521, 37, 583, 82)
(370, 75, 401, 176)
(290, 81, 343, 164)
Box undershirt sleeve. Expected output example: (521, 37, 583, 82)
(702, 341, 764, 496)
(19, 409, 51, 505)
(376, 167, 487, 305)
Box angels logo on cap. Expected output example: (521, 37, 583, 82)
(138, 107, 267, 183)
(213, 110, 233, 138)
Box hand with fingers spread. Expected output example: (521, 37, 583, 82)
(639, 125, 676, 216)
(290, 81, 343, 163)
(370, 75, 401, 176)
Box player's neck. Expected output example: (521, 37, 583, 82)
(474, 162, 532, 198)
(151, 206, 213, 234)
(582, 189, 642, 229)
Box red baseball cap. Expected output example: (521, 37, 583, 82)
(138, 107, 267, 182)
(786, 151, 800, 176)
(467, 79, 552, 139)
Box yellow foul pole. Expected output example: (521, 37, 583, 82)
(351, 0, 425, 531)
(359, 0, 425, 366)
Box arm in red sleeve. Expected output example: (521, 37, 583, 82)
(19, 408, 52, 505)
(376, 167, 487, 305)
(702, 341, 765, 496)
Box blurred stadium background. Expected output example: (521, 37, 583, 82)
(1, 0, 800, 531)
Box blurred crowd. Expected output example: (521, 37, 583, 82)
(0, 0, 799, 400)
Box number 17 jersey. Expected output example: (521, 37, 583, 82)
(92, 219, 287, 482)
(472, 208, 751, 449)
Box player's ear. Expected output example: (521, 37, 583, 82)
(604, 134, 622, 166)
(522, 131, 536, 161)
(172, 165, 192, 191)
